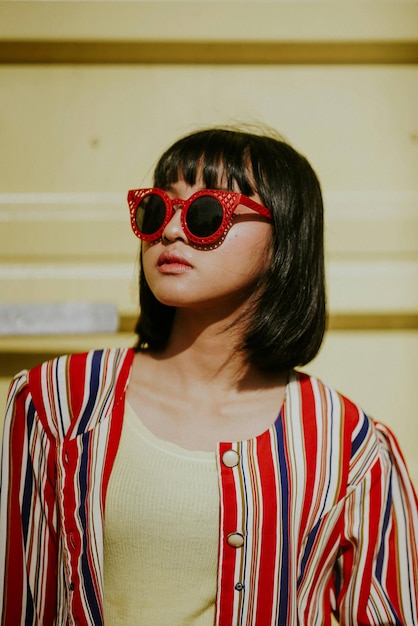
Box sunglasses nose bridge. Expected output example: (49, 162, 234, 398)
(168, 198, 186, 213)
(160, 197, 189, 242)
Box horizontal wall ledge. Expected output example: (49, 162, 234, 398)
(0, 332, 136, 355)
(1, 41, 417, 65)
(0, 314, 416, 348)
(1, 314, 418, 377)
(118, 314, 418, 332)
(328, 313, 418, 331)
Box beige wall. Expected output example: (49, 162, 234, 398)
(0, 2, 417, 490)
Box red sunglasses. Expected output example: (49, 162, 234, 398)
(128, 187, 272, 246)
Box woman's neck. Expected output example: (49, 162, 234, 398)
(128, 308, 288, 450)
(151, 307, 280, 394)
(169, 306, 244, 372)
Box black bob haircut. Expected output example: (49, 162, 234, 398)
(134, 126, 326, 373)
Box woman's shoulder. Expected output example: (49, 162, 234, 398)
(292, 371, 379, 453)
(293, 370, 410, 487)
(292, 369, 368, 428)
(7, 347, 135, 439)
(21, 346, 133, 392)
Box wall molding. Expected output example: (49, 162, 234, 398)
(127, 313, 418, 332)
(1, 40, 417, 65)
(1, 1, 417, 65)
(327, 313, 418, 331)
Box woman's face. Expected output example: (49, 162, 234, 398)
(141, 177, 273, 315)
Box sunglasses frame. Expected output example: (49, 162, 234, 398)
(127, 187, 272, 245)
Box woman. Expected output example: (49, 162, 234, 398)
(1, 127, 417, 625)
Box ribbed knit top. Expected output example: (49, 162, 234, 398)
(104, 401, 219, 625)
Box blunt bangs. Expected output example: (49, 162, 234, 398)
(135, 126, 327, 372)
(153, 129, 259, 197)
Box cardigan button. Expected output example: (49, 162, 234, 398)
(227, 532, 244, 548)
(222, 449, 240, 468)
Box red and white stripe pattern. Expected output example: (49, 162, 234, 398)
(1, 350, 417, 625)
(0, 348, 134, 625)
(216, 373, 418, 625)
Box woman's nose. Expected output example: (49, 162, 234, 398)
(161, 204, 188, 243)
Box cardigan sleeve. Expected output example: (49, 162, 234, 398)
(334, 418, 418, 625)
(0, 372, 59, 626)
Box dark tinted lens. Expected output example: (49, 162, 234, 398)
(136, 194, 166, 235)
(186, 196, 224, 238)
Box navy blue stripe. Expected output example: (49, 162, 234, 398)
(351, 416, 369, 456)
(77, 351, 104, 436)
(78, 433, 103, 625)
(275, 416, 290, 625)
(297, 518, 321, 586)
(21, 402, 36, 542)
(377, 467, 413, 625)
(24, 584, 34, 626)
(376, 473, 392, 582)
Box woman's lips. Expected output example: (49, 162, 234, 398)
(157, 251, 193, 274)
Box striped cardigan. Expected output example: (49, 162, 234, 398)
(1, 347, 417, 625)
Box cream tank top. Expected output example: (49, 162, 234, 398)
(104, 401, 219, 625)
